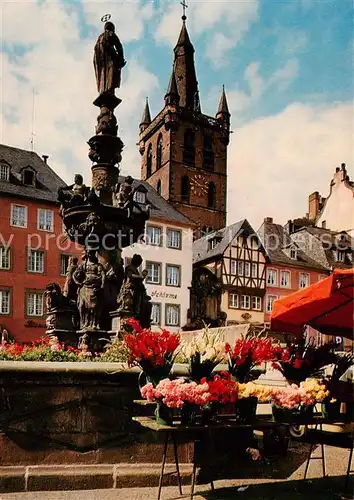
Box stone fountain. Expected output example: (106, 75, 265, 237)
(46, 18, 151, 351)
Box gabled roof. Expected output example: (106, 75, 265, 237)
(193, 219, 264, 264)
(0, 144, 65, 203)
(290, 225, 354, 270)
(118, 176, 194, 227)
(258, 220, 327, 271)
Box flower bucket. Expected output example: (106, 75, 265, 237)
(322, 399, 341, 419)
(155, 402, 173, 426)
(200, 403, 218, 425)
(235, 397, 258, 423)
(272, 404, 314, 423)
(181, 404, 197, 426)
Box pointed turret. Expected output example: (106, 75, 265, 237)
(164, 69, 180, 106)
(139, 98, 151, 133)
(173, 20, 199, 110)
(216, 85, 230, 117)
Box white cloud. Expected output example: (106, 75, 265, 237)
(269, 58, 299, 91)
(155, 0, 259, 65)
(227, 102, 353, 230)
(0, 0, 159, 184)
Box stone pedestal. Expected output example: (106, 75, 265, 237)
(110, 310, 131, 336)
(78, 329, 110, 353)
(46, 307, 79, 345)
(46, 328, 78, 347)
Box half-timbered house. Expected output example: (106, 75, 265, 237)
(185, 219, 267, 329)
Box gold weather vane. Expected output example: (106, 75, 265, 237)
(180, 0, 188, 21)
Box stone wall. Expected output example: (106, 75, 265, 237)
(0, 361, 192, 466)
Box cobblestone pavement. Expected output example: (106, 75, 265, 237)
(0, 446, 353, 500)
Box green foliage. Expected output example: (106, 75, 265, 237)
(99, 338, 128, 363)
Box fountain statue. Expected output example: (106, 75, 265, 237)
(46, 16, 151, 350)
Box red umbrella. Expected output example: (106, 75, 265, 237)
(270, 268, 354, 340)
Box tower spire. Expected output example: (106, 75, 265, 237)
(139, 97, 151, 132)
(164, 69, 179, 106)
(216, 85, 230, 116)
(173, 14, 199, 110)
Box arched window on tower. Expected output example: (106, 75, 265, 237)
(183, 129, 195, 166)
(203, 135, 214, 171)
(146, 144, 152, 177)
(156, 135, 163, 170)
(207, 182, 216, 208)
(181, 175, 190, 203)
(157, 179, 162, 196)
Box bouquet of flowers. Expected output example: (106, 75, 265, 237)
(272, 338, 337, 384)
(123, 319, 180, 386)
(141, 373, 238, 409)
(238, 382, 274, 402)
(272, 378, 329, 410)
(226, 334, 280, 383)
(182, 327, 225, 382)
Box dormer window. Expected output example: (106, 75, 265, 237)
(208, 238, 218, 250)
(336, 250, 346, 262)
(290, 248, 297, 259)
(21, 166, 36, 186)
(0, 162, 10, 181)
(134, 190, 146, 204)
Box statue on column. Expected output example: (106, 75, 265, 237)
(73, 250, 106, 331)
(117, 254, 152, 328)
(93, 21, 126, 94)
(63, 256, 79, 303)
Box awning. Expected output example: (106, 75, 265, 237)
(270, 268, 354, 340)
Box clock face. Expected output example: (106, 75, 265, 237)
(190, 174, 209, 195)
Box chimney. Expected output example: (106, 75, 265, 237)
(42, 155, 49, 164)
(264, 217, 273, 224)
(341, 162, 346, 170)
(322, 220, 326, 229)
(308, 191, 320, 220)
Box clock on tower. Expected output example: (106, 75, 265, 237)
(190, 174, 208, 195)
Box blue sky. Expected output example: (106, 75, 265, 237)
(0, 0, 353, 228)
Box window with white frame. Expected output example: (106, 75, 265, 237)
(146, 262, 161, 284)
(0, 246, 10, 269)
(60, 255, 70, 276)
(0, 163, 10, 181)
(166, 265, 181, 287)
(231, 260, 237, 275)
(38, 209, 54, 232)
(151, 303, 161, 325)
(299, 272, 310, 289)
(28, 250, 44, 273)
(266, 295, 278, 313)
(146, 225, 162, 246)
(11, 204, 28, 228)
(252, 296, 262, 311)
(134, 190, 146, 204)
(237, 261, 244, 275)
(241, 295, 250, 309)
(280, 270, 290, 288)
(27, 292, 44, 317)
(165, 304, 180, 326)
(336, 250, 346, 262)
(0, 290, 10, 314)
(229, 293, 238, 308)
(267, 269, 278, 286)
(244, 262, 251, 277)
(167, 229, 181, 249)
(290, 248, 297, 259)
(251, 263, 257, 277)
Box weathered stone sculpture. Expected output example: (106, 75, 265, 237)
(93, 21, 126, 94)
(112, 176, 134, 209)
(63, 256, 79, 302)
(45, 282, 79, 344)
(73, 250, 106, 332)
(117, 254, 152, 328)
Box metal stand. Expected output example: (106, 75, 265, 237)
(344, 441, 353, 491)
(157, 432, 214, 500)
(304, 424, 326, 479)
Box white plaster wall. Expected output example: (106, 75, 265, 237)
(122, 219, 193, 332)
(317, 174, 354, 236)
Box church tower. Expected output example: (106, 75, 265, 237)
(139, 11, 230, 238)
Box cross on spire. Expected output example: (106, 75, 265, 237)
(180, 0, 188, 21)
